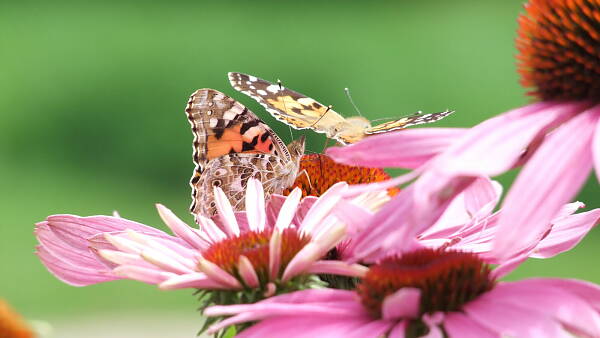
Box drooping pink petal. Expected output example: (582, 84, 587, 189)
(531, 208, 600, 258)
(492, 111, 597, 260)
(282, 222, 346, 282)
(520, 278, 600, 312)
(463, 290, 567, 337)
(444, 312, 497, 338)
(197, 258, 242, 289)
(155, 204, 209, 250)
(159, 272, 227, 290)
(592, 105, 600, 182)
(112, 265, 176, 284)
(326, 128, 466, 168)
(35, 245, 117, 286)
(381, 288, 420, 320)
(306, 260, 368, 278)
(481, 281, 600, 337)
(432, 102, 582, 177)
(43, 214, 167, 251)
(236, 316, 391, 338)
(299, 182, 346, 235)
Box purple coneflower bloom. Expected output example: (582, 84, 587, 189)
(328, 0, 600, 260)
(35, 179, 367, 295)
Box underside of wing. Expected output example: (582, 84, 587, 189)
(365, 110, 454, 134)
(185, 88, 290, 172)
(228, 72, 346, 134)
(190, 153, 291, 218)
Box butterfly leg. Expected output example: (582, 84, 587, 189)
(296, 168, 313, 191)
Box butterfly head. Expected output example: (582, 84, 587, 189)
(287, 135, 306, 161)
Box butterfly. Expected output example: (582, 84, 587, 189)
(229, 72, 454, 145)
(185, 88, 305, 219)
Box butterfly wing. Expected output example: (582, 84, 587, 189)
(185, 89, 297, 218)
(185, 88, 291, 172)
(365, 110, 454, 134)
(228, 72, 347, 134)
(191, 153, 293, 217)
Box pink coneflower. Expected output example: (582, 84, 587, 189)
(339, 175, 599, 270)
(328, 0, 600, 260)
(35, 179, 366, 298)
(204, 249, 600, 337)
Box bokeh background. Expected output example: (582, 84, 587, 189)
(2, 1, 598, 337)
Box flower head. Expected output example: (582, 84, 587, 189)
(284, 154, 399, 198)
(326, 0, 600, 259)
(517, 0, 600, 100)
(35, 179, 367, 302)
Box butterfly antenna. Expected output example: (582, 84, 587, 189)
(344, 87, 363, 117)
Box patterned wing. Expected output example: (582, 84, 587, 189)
(191, 153, 292, 218)
(365, 110, 454, 134)
(228, 72, 347, 133)
(185, 88, 291, 173)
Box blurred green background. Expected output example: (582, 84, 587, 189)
(1, 0, 598, 337)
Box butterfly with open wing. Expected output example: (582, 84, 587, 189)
(229, 72, 454, 145)
(185, 89, 304, 219)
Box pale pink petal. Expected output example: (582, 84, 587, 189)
(300, 182, 346, 235)
(125, 230, 196, 269)
(35, 245, 117, 286)
(592, 105, 600, 182)
(245, 179, 266, 232)
(434, 102, 582, 176)
(197, 258, 242, 289)
(44, 214, 166, 251)
(159, 272, 227, 290)
(113, 265, 175, 284)
(532, 208, 600, 258)
(381, 288, 420, 320)
(521, 278, 600, 312)
(213, 186, 240, 237)
(444, 312, 496, 338)
(238, 255, 259, 288)
(463, 179, 502, 221)
(269, 229, 282, 281)
(236, 316, 390, 338)
(97, 250, 149, 268)
(326, 128, 466, 168)
(464, 292, 567, 337)
(482, 281, 600, 337)
(307, 260, 368, 278)
(140, 247, 194, 274)
(274, 188, 302, 231)
(387, 321, 408, 338)
(282, 222, 345, 282)
(155, 204, 209, 250)
(492, 111, 597, 260)
(196, 215, 226, 243)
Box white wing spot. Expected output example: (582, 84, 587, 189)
(223, 109, 238, 121)
(297, 98, 315, 105)
(248, 76, 257, 82)
(266, 84, 280, 93)
(206, 110, 212, 116)
(209, 118, 218, 128)
(257, 89, 267, 96)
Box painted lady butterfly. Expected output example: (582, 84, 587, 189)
(229, 72, 453, 145)
(185, 89, 305, 219)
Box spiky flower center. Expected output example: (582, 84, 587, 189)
(356, 248, 494, 318)
(283, 154, 399, 198)
(202, 228, 311, 286)
(517, 0, 600, 100)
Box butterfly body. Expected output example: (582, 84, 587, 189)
(185, 88, 304, 218)
(228, 72, 453, 145)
